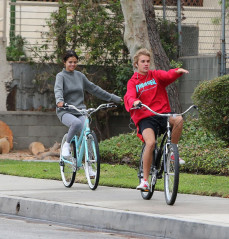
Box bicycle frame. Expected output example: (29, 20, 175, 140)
(60, 116, 93, 169)
(60, 103, 116, 169)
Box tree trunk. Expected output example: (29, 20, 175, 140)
(0, 120, 13, 149)
(121, 0, 182, 112)
(29, 142, 45, 156)
(0, 138, 10, 154)
(142, 0, 182, 113)
(142, 0, 170, 70)
(120, 0, 155, 69)
(36, 142, 60, 160)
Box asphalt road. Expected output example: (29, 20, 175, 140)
(0, 213, 158, 239)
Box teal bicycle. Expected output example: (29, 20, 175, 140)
(59, 103, 116, 190)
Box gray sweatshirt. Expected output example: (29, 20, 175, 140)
(54, 68, 121, 120)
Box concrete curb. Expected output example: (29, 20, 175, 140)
(0, 194, 228, 239)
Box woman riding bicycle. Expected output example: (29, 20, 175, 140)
(54, 50, 122, 158)
(124, 48, 189, 191)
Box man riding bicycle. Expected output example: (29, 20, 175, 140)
(124, 48, 189, 191)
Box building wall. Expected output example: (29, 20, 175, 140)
(178, 55, 219, 111)
(0, 39, 12, 111)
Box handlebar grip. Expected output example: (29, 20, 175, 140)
(57, 102, 68, 111)
(108, 103, 117, 108)
(136, 102, 142, 108)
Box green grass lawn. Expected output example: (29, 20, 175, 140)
(0, 159, 228, 198)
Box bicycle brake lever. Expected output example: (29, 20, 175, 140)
(63, 103, 68, 108)
(193, 105, 199, 110)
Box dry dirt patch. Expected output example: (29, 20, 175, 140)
(0, 149, 59, 161)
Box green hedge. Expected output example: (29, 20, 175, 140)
(99, 119, 229, 176)
(192, 75, 229, 142)
(179, 119, 228, 176)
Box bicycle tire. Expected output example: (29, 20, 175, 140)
(59, 134, 76, 188)
(164, 143, 179, 205)
(84, 131, 100, 190)
(138, 144, 155, 200)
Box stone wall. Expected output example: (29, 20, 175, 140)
(0, 111, 67, 150)
(0, 111, 131, 150)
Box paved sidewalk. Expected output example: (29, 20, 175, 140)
(0, 174, 228, 239)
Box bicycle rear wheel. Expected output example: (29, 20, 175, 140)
(84, 131, 100, 190)
(59, 134, 76, 188)
(164, 143, 179, 205)
(138, 144, 155, 200)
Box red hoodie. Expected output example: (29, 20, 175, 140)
(124, 69, 182, 140)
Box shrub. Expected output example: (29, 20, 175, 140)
(192, 75, 229, 142)
(99, 132, 142, 167)
(179, 119, 229, 176)
(113, 63, 133, 97)
(6, 35, 27, 61)
(99, 119, 229, 176)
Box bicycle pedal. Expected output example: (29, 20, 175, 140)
(141, 189, 149, 192)
(59, 161, 64, 166)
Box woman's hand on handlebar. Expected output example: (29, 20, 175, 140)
(57, 101, 64, 108)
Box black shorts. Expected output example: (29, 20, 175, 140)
(138, 115, 168, 136)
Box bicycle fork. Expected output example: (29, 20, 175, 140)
(163, 143, 171, 174)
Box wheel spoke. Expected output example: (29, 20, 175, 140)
(164, 143, 179, 205)
(60, 134, 76, 188)
(138, 144, 155, 200)
(84, 132, 100, 190)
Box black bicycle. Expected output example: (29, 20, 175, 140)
(133, 103, 197, 205)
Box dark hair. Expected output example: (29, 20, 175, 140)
(63, 50, 79, 62)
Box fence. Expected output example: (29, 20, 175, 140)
(154, 0, 226, 74)
(155, 1, 222, 54)
(0, 0, 228, 71)
(5, 1, 59, 60)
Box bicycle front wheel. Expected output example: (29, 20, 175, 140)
(164, 143, 179, 205)
(59, 134, 76, 188)
(84, 131, 100, 190)
(138, 144, 155, 200)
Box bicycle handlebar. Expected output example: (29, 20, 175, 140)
(131, 103, 198, 117)
(58, 103, 117, 116)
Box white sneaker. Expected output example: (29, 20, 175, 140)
(136, 179, 149, 191)
(62, 142, 71, 157)
(179, 158, 185, 165)
(171, 154, 185, 165)
(89, 166, 96, 178)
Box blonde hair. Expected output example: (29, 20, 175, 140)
(133, 48, 151, 68)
